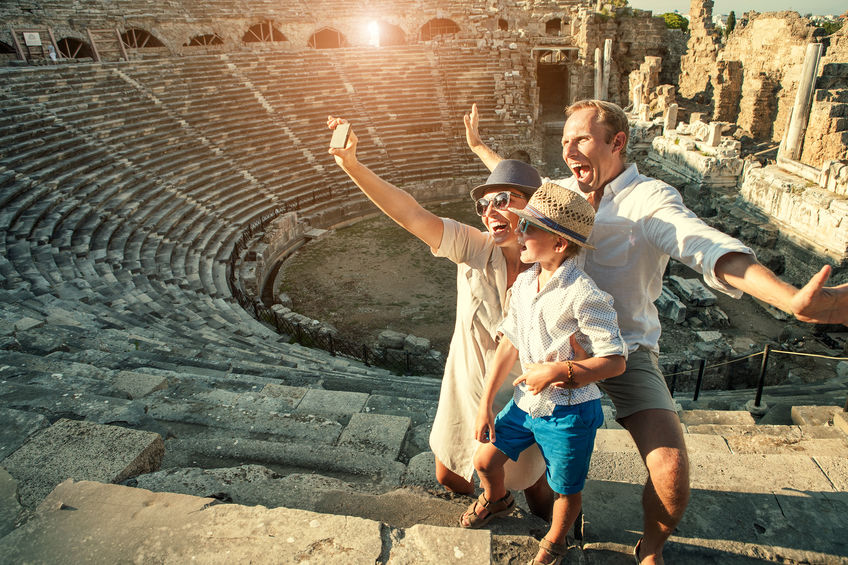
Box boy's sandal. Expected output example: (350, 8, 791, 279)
(528, 538, 568, 565)
(459, 491, 515, 529)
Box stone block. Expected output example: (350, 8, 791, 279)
(668, 275, 717, 306)
(680, 409, 755, 426)
(0, 407, 49, 462)
(378, 330, 406, 349)
(0, 481, 384, 564)
(295, 389, 369, 416)
(790, 405, 841, 427)
(386, 524, 490, 565)
(260, 382, 307, 407)
(402, 451, 440, 490)
(1, 419, 163, 507)
(403, 334, 430, 354)
(695, 330, 722, 343)
(0, 468, 19, 537)
(338, 412, 411, 459)
(656, 285, 686, 323)
(112, 370, 168, 399)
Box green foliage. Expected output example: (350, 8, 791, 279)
(609, 0, 629, 7)
(725, 11, 736, 37)
(818, 20, 844, 35)
(660, 12, 689, 33)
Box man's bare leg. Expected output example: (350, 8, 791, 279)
(619, 409, 690, 565)
(523, 472, 555, 522)
(435, 457, 474, 495)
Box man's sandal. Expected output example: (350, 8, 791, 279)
(633, 538, 644, 564)
(528, 538, 567, 565)
(459, 491, 515, 528)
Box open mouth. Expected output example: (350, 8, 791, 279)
(571, 163, 591, 183)
(490, 221, 510, 234)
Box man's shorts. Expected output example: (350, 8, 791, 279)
(598, 347, 676, 421)
(492, 398, 603, 495)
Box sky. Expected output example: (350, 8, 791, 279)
(628, 0, 845, 16)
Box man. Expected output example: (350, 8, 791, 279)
(465, 99, 847, 564)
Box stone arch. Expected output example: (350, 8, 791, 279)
(376, 21, 406, 46)
(120, 28, 165, 49)
(308, 27, 345, 49)
(57, 37, 93, 59)
(243, 21, 287, 43)
(545, 18, 562, 35)
(498, 18, 509, 31)
(419, 18, 460, 41)
(185, 33, 224, 47)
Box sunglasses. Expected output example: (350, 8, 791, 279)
(518, 217, 558, 236)
(475, 191, 523, 216)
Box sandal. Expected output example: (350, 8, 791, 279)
(528, 538, 567, 565)
(633, 537, 643, 564)
(459, 491, 515, 529)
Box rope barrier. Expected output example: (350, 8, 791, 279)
(662, 347, 848, 378)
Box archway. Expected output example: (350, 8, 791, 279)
(419, 19, 460, 41)
(242, 22, 287, 43)
(498, 19, 509, 31)
(57, 37, 93, 59)
(121, 28, 164, 49)
(185, 34, 224, 47)
(545, 18, 562, 35)
(308, 28, 345, 49)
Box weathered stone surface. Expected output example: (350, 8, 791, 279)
(294, 388, 369, 417)
(403, 452, 440, 490)
(814, 455, 848, 492)
(0, 407, 49, 462)
(112, 370, 168, 399)
(386, 524, 490, 565)
(0, 467, 20, 537)
(2, 419, 163, 507)
(680, 410, 755, 427)
(0, 480, 385, 565)
(260, 382, 307, 407)
(656, 286, 686, 323)
(668, 276, 717, 306)
(378, 330, 406, 349)
(791, 405, 842, 426)
(338, 412, 411, 459)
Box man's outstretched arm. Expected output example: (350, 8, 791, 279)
(464, 103, 502, 173)
(716, 252, 848, 326)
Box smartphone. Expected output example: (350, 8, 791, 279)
(330, 122, 351, 149)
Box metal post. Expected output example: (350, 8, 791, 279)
(362, 345, 369, 366)
(693, 359, 706, 401)
(329, 335, 335, 356)
(754, 345, 771, 407)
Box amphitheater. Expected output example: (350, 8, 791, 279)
(0, 0, 847, 563)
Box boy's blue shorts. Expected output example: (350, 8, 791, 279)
(492, 398, 603, 495)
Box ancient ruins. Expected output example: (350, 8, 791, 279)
(0, 0, 846, 562)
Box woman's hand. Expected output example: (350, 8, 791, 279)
(327, 115, 359, 169)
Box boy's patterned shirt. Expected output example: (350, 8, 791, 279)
(499, 257, 626, 417)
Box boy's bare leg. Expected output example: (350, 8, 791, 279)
(523, 472, 555, 522)
(435, 457, 474, 495)
(534, 492, 581, 564)
(461, 443, 510, 524)
(620, 409, 690, 565)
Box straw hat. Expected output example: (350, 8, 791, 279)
(509, 182, 596, 249)
(469, 159, 542, 201)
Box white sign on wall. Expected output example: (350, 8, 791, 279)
(23, 32, 42, 47)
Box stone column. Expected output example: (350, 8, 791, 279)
(663, 103, 678, 134)
(633, 84, 642, 113)
(783, 42, 823, 161)
(594, 48, 602, 100)
(602, 39, 612, 101)
(706, 122, 722, 146)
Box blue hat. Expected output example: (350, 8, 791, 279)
(469, 159, 542, 201)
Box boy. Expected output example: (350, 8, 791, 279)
(459, 182, 627, 565)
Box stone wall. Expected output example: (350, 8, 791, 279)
(677, 0, 721, 100)
(719, 12, 825, 143)
(711, 60, 743, 122)
(800, 24, 848, 168)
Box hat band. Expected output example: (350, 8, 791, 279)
(524, 204, 588, 244)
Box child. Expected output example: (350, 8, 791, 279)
(459, 182, 627, 565)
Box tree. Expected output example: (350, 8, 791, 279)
(818, 20, 844, 35)
(725, 11, 736, 37)
(660, 12, 689, 33)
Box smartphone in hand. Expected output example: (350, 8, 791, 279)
(330, 122, 351, 149)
